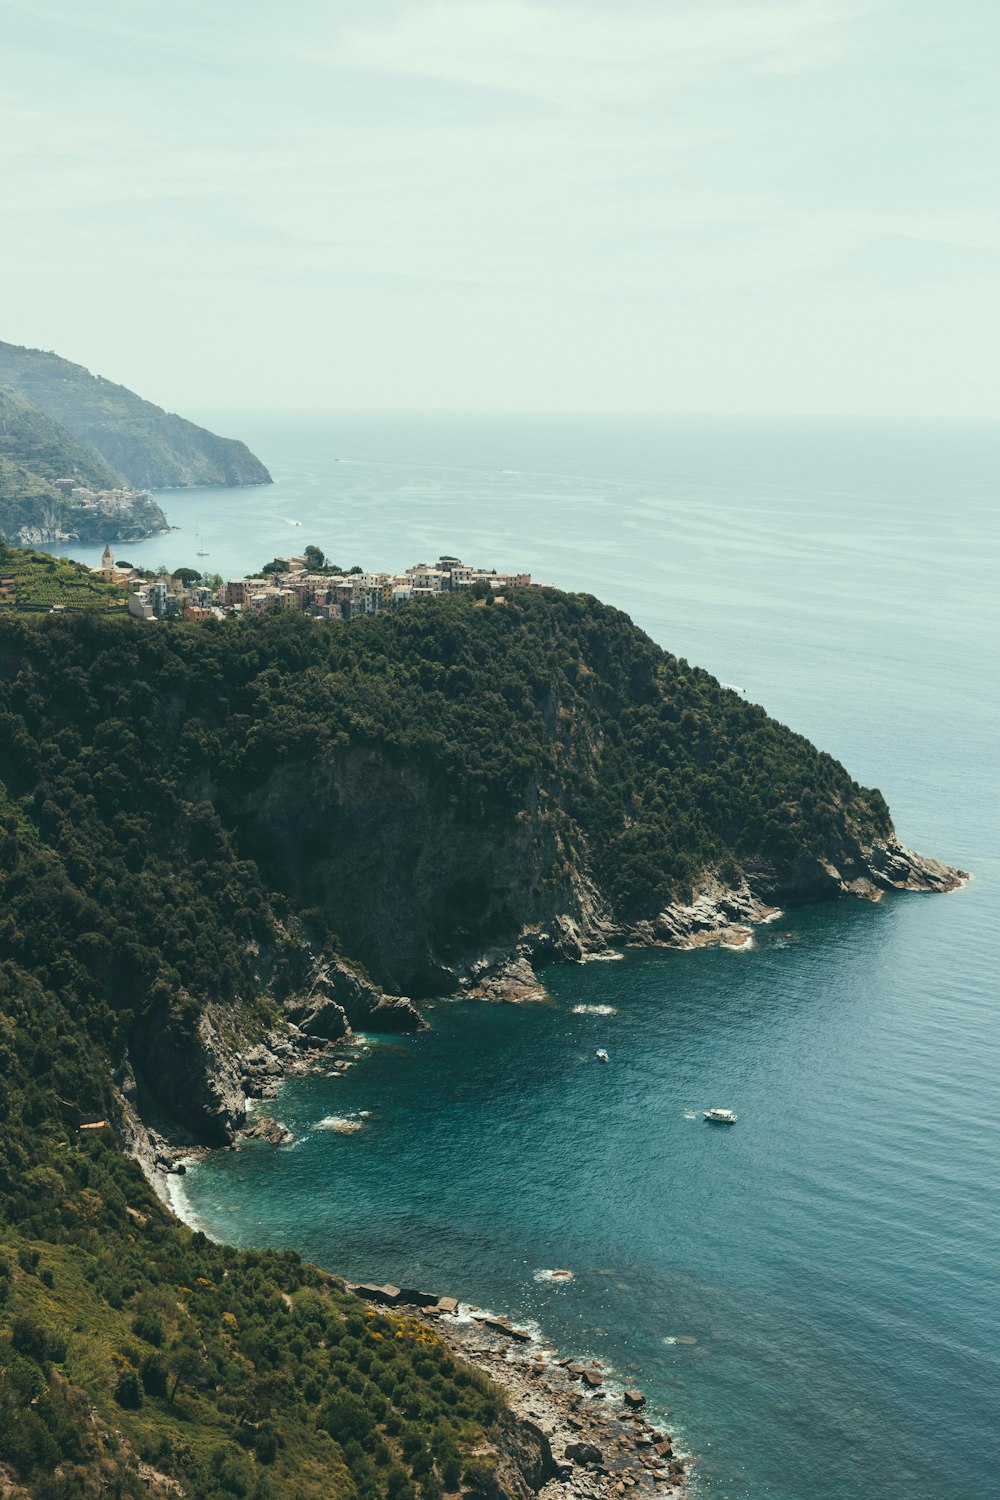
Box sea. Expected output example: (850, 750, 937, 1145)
(41, 414, 1000, 1499)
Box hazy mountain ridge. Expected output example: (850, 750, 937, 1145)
(0, 341, 272, 489)
(0, 387, 121, 490)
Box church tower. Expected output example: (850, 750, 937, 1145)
(101, 544, 115, 574)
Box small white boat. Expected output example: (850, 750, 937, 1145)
(596, 1048, 610, 1063)
(704, 1107, 738, 1124)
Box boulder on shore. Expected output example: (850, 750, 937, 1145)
(353, 1283, 401, 1306)
(565, 1442, 603, 1466)
(397, 1287, 440, 1308)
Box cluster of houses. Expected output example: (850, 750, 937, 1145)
(55, 481, 150, 518)
(91, 547, 533, 623)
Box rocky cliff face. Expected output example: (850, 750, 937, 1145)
(242, 748, 965, 1004)
(0, 595, 966, 1178)
(242, 750, 591, 995)
(126, 943, 425, 1161)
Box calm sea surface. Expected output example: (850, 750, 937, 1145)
(48, 415, 1000, 1499)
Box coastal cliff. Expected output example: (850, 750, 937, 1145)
(0, 339, 272, 488)
(0, 589, 965, 1143)
(0, 589, 963, 1500)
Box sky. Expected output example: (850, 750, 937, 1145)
(0, 0, 997, 416)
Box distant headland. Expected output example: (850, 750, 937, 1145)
(0, 338, 270, 548)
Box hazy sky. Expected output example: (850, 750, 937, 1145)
(1, 0, 997, 415)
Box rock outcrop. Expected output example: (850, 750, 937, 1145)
(122, 945, 426, 1177)
(494, 1413, 558, 1500)
(286, 954, 426, 1035)
(241, 1116, 294, 1146)
(131, 1004, 247, 1146)
(629, 876, 779, 951)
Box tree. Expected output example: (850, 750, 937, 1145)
(304, 544, 326, 569)
(166, 1341, 208, 1403)
(172, 567, 202, 587)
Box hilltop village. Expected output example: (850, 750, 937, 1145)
(92, 545, 533, 621)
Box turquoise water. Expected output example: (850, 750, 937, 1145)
(51, 415, 1000, 1498)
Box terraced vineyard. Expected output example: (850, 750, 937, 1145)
(0, 545, 126, 613)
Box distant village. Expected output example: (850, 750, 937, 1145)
(52, 480, 171, 539)
(53, 479, 158, 522)
(92, 545, 533, 622)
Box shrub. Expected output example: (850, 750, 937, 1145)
(114, 1368, 143, 1410)
(131, 1311, 165, 1346)
(140, 1353, 168, 1397)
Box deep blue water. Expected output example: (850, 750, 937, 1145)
(48, 415, 1000, 1498)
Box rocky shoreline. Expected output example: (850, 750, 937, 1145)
(344, 1289, 691, 1500)
(119, 836, 968, 1188)
(115, 836, 966, 1500)
(452, 838, 968, 1005)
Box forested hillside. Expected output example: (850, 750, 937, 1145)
(0, 587, 948, 1499)
(0, 587, 895, 992)
(0, 389, 121, 491)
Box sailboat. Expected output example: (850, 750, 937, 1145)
(196, 531, 209, 557)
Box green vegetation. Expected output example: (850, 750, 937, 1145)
(0, 341, 272, 489)
(0, 587, 895, 1494)
(0, 588, 892, 989)
(0, 972, 501, 1500)
(0, 543, 126, 613)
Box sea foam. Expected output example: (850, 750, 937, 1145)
(315, 1112, 370, 1134)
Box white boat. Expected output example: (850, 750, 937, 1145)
(704, 1107, 738, 1124)
(596, 1048, 610, 1063)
